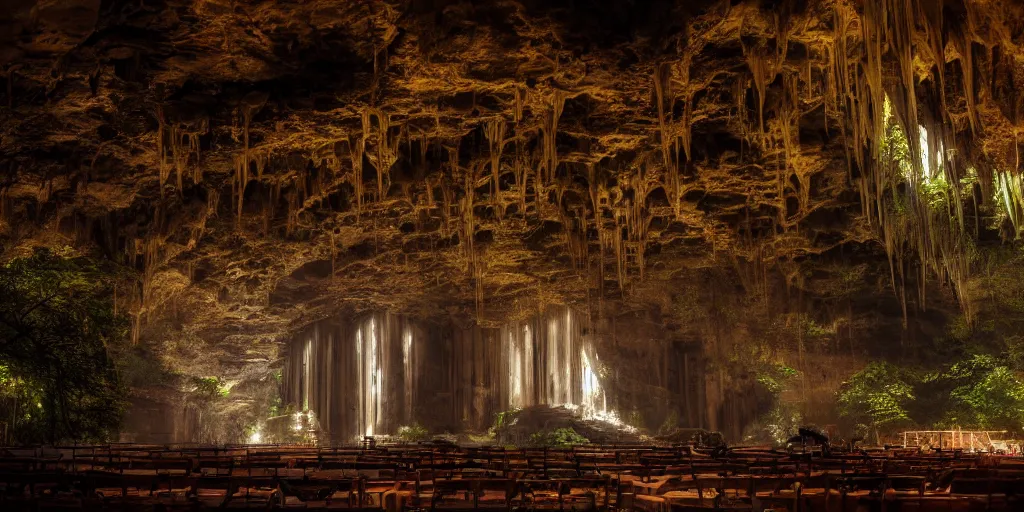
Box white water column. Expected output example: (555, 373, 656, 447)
(498, 306, 610, 417)
(284, 313, 421, 442)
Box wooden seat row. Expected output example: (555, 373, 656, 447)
(1, 443, 1022, 511)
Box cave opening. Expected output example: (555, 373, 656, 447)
(4, 0, 1024, 508)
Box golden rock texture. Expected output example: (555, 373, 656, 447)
(2, 0, 1024, 438)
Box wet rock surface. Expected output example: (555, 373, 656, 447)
(3, 0, 1024, 441)
(494, 405, 643, 446)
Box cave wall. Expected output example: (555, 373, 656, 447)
(3, 0, 1024, 442)
(278, 306, 715, 441)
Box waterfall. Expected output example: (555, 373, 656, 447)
(283, 306, 617, 441)
(283, 313, 421, 442)
(496, 306, 612, 419)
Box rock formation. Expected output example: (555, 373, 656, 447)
(2, 0, 1024, 442)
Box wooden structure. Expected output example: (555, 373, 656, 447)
(0, 442, 1023, 510)
(902, 430, 1008, 452)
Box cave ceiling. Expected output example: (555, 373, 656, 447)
(2, 0, 1024, 380)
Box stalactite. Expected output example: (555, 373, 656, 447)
(129, 235, 163, 346)
(449, 146, 484, 318)
(857, 0, 886, 176)
(349, 135, 366, 217)
(512, 86, 528, 213)
(654, 62, 674, 174)
(233, 102, 261, 227)
(484, 118, 506, 218)
(169, 125, 184, 191)
(363, 109, 399, 202)
(514, 86, 525, 124)
(624, 165, 652, 280)
(744, 45, 775, 140)
(951, 14, 979, 135)
(558, 203, 588, 273)
(285, 189, 299, 237)
(887, 0, 924, 178)
(329, 230, 336, 281)
(587, 164, 607, 301)
(440, 175, 452, 239)
(541, 91, 566, 186)
(158, 120, 207, 192)
(189, 131, 202, 183)
(156, 107, 168, 199)
(679, 55, 693, 164)
(918, 0, 947, 122)
(614, 213, 625, 291)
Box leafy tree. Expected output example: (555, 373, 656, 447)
(933, 355, 1024, 432)
(0, 248, 129, 443)
(837, 362, 916, 444)
(743, 364, 802, 446)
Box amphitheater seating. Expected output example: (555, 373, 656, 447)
(0, 443, 1022, 510)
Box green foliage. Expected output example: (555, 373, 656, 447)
(192, 377, 229, 399)
(837, 362, 916, 435)
(817, 263, 869, 299)
(755, 364, 799, 396)
(1006, 336, 1024, 372)
(743, 402, 804, 447)
(837, 356, 1024, 437)
(397, 423, 429, 442)
(744, 363, 801, 446)
(880, 96, 914, 184)
(803, 319, 834, 339)
(948, 315, 974, 344)
(920, 175, 952, 209)
(931, 355, 1024, 431)
(529, 427, 588, 447)
(267, 396, 282, 418)
(0, 248, 129, 443)
(492, 408, 521, 431)
(0, 363, 46, 434)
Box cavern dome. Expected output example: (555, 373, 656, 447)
(3, 0, 1024, 471)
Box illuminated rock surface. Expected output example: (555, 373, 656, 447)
(3, 0, 1024, 442)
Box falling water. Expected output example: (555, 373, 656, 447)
(283, 313, 420, 442)
(283, 306, 614, 440)
(496, 306, 610, 418)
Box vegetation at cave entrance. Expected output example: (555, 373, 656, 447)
(192, 377, 230, 399)
(491, 408, 521, 432)
(838, 362, 916, 443)
(528, 427, 589, 447)
(397, 423, 429, 442)
(838, 355, 1024, 441)
(930, 355, 1024, 431)
(0, 248, 129, 443)
(742, 363, 802, 446)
